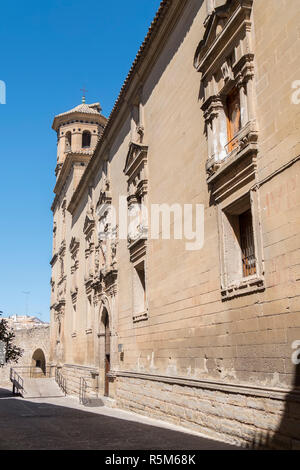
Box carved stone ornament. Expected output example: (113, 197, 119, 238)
(69, 236, 80, 257)
(124, 142, 148, 180)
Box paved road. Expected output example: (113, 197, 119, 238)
(0, 387, 238, 450)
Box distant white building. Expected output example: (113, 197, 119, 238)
(5, 315, 49, 331)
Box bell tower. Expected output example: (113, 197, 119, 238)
(50, 97, 107, 368)
(52, 96, 107, 179)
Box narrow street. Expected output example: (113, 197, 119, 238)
(0, 387, 237, 450)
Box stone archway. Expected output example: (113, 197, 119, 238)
(97, 298, 112, 397)
(103, 308, 110, 397)
(31, 348, 46, 375)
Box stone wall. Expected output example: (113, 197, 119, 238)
(0, 326, 50, 386)
(114, 374, 300, 450)
(61, 364, 99, 398)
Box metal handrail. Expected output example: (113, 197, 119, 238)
(224, 133, 240, 154)
(10, 367, 25, 396)
(10, 365, 51, 378)
(79, 377, 88, 405)
(55, 368, 66, 395)
(10, 366, 68, 397)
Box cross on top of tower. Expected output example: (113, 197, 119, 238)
(80, 87, 88, 104)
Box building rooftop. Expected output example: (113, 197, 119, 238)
(52, 100, 106, 131)
(55, 102, 102, 118)
(4, 315, 49, 330)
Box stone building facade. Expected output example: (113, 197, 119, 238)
(50, 0, 300, 448)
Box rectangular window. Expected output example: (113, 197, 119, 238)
(72, 304, 76, 335)
(226, 88, 241, 152)
(222, 195, 257, 286)
(133, 260, 146, 316)
(239, 209, 256, 277)
(86, 295, 92, 331)
(219, 192, 264, 299)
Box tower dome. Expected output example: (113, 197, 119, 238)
(52, 99, 107, 173)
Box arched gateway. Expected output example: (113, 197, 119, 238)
(31, 348, 46, 375)
(102, 308, 111, 397)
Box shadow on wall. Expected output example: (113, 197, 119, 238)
(245, 362, 300, 450)
(143, 0, 203, 106)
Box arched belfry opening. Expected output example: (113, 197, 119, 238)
(82, 130, 91, 148)
(31, 348, 46, 375)
(65, 131, 72, 151)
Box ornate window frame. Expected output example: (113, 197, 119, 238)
(124, 125, 149, 323)
(218, 188, 265, 300)
(194, 0, 265, 299)
(92, 176, 118, 301)
(58, 240, 66, 285)
(69, 236, 80, 306)
(83, 209, 96, 294)
(194, 0, 257, 181)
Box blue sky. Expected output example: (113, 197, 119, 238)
(0, 0, 161, 322)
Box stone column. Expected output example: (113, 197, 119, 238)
(91, 133, 98, 149)
(246, 77, 255, 121)
(72, 131, 82, 152)
(239, 82, 248, 127)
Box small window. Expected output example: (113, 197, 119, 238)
(226, 88, 241, 152)
(86, 295, 92, 331)
(72, 304, 76, 335)
(65, 132, 72, 151)
(82, 131, 91, 148)
(239, 209, 256, 277)
(133, 260, 146, 316)
(222, 195, 257, 287)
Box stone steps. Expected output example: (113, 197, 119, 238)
(22, 378, 65, 398)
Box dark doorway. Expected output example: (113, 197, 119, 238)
(31, 349, 46, 375)
(104, 309, 110, 397)
(82, 130, 91, 148)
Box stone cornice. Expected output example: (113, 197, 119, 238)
(51, 194, 60, 214)
(92, 267, 118, 292)
(50, 253, 58, 267)
(128, 235, 147, 264)
(63, 363, 99, 374)
(112, 370, 300, 403)
(194, 0, 253, 78)
(206, 120, 258, 185)
(67, 0, 188, 215)
(83, 212, 95, 237)
(69, 236, 80, 257)
(51, 153, 93, 213)
(52, 110, 107, 132)
(124, 142, 148, 178)
(53, 152, 92, 197)
(53, 299, 66, 313)
(58, 240, 66, 255)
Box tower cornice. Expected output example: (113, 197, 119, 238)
(52, 102, 107, 132)
(51, 152, 93, 212)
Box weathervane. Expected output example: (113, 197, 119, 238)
(80, 87, 88, 104)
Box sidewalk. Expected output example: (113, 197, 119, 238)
(0, 386, 238, 450)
